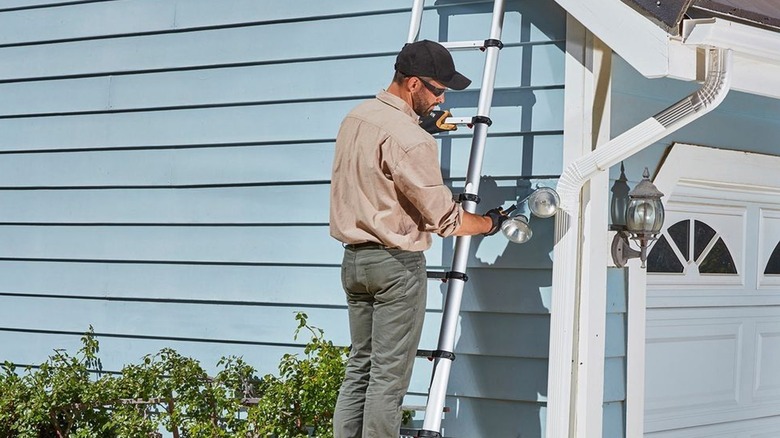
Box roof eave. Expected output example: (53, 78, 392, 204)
(553, 0, 674, 78)
(682, 18, 780, 99)
(555, 1, 780, 100)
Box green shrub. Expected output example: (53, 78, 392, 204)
(0, 313, 349, 438)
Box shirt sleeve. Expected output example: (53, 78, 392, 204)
(391, 140, 464, 237)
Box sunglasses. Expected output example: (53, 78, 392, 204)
(414, 76, 446, 97)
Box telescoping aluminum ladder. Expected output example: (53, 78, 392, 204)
(403, 0, 507, 437)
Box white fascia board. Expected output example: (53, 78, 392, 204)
(554, 2, 780, 99)
(553, 0, 672, 77)
(683, 18, 780, 63)
(729, 56, 780, 99)
(683, 18, 780, 99)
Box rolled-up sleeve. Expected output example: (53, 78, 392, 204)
(391, 140, 464, 237)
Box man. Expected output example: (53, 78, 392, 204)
(330, 39, 506, 437)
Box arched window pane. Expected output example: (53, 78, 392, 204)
(694, 220, 716, 261)
(765, 243, 780, 274)
(699, 237, 738, 274)
(668, 220, 690, 262)
(647, 235, 684, 273)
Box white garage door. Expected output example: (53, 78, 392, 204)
(644, 145, 780, 437)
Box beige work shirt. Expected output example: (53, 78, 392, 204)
(329, 90, 463, 252)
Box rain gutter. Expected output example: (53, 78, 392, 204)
(546, 47, 732, 437)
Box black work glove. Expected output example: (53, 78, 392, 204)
(419, 110, 457, 134)
(483, 207, 510, 236)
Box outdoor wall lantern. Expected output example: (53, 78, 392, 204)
(610, 166, 665, 268)
(502, 186, 560, 244)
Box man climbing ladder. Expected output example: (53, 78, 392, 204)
(328, 36, 509, 437)
(407, 1, 507, 437)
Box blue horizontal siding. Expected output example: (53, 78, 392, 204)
(0, 297, 355, 347)
(0, 0, 566, 47)
(0, 1, 566, 436)
(0, 0, 96, 12)
(604, 267, 628, 437)
(0, 0, 447, 46)
(603, 357, 626, 403)
(436, 398, 547, 437)
(605, 313, 627, 358)
(603, 401, 625, 438)
(0, 260, 345, 305)
(0, 225, 555, 269)
(0, 0, 176, 45)
(0, 44, 563, 116)
(0, 260, 551, 315)
(0, 101, 352, 151)
(0, 145, 336, 186)
(0, 91, 563, 152)
(0, 186, 331, 223)
(448, 355, 548, 401)
(0, 5, 563, 82)
(0, 225, 343, 264)
(457, 313, 550, 357)
(459, 268, 552, 314)
(0, 296, 550, 361)
(0, 136, 560, 188)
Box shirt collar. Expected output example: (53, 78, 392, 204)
(376, 90, 418, 120)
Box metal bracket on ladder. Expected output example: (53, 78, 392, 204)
(405, 0, 507, 437)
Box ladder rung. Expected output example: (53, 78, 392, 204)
(426, 271, 446, 280)
(400, 427, 451, 438)
(400, 428, 427, 438)
(443, 116, 472, 126)
(401, 405, 451, 413)
(439, 40, 485, 50)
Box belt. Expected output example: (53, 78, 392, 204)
(344, 242, 387, 250)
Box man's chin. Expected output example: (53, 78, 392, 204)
(416, 107, 437, 118)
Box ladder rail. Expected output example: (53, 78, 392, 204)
(406, 0, 426, 43)
(406, 0, 508, 435)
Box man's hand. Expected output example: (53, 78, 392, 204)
(483, 207, 510, 236)
(419, 110, 457, 134)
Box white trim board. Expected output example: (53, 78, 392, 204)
(555, 1, 780, 99)
(654, 144, 780, 200)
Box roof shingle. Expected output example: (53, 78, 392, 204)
(622, 0, 780, 33)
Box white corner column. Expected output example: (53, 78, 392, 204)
(547, 14, 612, 438)
(625, 261, 647, 437)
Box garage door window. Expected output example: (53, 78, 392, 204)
(647, 219, 738, 274)
(764, 242, 780, 274)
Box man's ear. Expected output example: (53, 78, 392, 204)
(405, 76, 419, 93)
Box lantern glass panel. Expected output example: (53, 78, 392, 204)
(611, 192, 628, 228)
(653, 199, 665, 232)
(626, 198, 664, 233)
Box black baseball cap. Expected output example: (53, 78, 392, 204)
(394, 40, 471, 90)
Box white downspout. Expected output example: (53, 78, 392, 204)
(546, 47, 732, 437)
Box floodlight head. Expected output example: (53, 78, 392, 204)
(501, 215, 532, 244)
(528, 187, 560, 218)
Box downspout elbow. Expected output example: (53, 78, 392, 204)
(556, 48, 732, 214)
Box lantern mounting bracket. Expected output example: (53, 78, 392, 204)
(611, 230, 643, 268)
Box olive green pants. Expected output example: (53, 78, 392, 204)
(333, 245, 427, 438)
